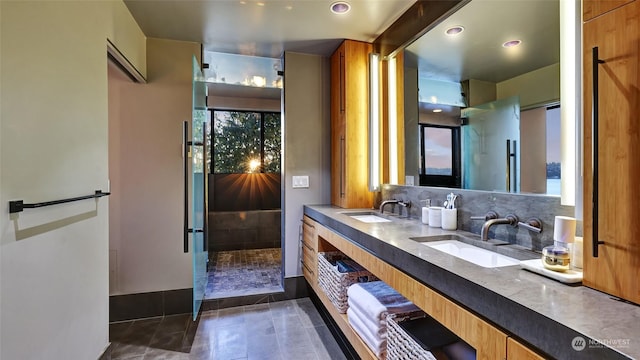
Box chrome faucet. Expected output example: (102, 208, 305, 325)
(380, 199, 411, 216)
(379, 199, 399, 214)
(480, 214, 518, 241)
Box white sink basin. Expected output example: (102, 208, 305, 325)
(349, 214, 392, 223)
(423, 240, 520, 268)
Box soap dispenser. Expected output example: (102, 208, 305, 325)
(421, 199, 431, 225)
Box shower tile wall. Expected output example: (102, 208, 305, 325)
(209, 210, 281, 252)
(382, 184, 576, 251)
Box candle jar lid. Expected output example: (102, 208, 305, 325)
(542, 245, 571, 272)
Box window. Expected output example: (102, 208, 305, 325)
(211, 110, 281, 174)
(419, 124, 461, 188)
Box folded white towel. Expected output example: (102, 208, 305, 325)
(348, 298, 387, 337)
(347, 307, 386, 359)
(347, 281, 420, 323)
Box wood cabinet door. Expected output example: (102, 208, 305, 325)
(507, 338, 545, 360)
(583, 0, 635, 21)
(331, 44, 346, 207)
(342, 40, 372, 208)
(330, 40, 372, 208)
(582, 0, 640, 304)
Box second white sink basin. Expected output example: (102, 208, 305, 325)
(423, 240, 520, 268)
(349, 214, 392, 223)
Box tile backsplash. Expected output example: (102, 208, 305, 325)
(381, 184, 577, 252)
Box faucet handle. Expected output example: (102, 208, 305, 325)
(470, 211, 499, 221)
(518, 218, 543, 233)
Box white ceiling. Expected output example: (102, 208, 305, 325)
(123, 0, 415, 58)
(124, 0, 560, 100)
(406, 0, 560, 84)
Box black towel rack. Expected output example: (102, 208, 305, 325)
(9, 190, 111, 214)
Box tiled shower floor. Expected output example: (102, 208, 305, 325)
(205, 248, 283, 299)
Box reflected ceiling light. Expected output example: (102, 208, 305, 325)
(285, 5, 293, 10)
(502, 40, 522, 48)
(445, 26, 464, 36)
(256, 2, 265, 6)
(433, 109, 443, 113)
(331, 1, 351, 14)
(252, 75, 266, 87)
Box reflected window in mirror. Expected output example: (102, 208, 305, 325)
(419, 125, 461, 188)
(546, 106, 561, 196)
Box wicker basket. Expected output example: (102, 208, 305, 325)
(386, 313, 439, 360)
(317, 251, 377, 313)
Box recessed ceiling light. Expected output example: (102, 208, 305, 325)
(433, 109, 443, 113)
(256, 2, 265, 6)
(445, 26, 464, 36)
(502, 40, 522, 48)
(330, 1, 351, 14)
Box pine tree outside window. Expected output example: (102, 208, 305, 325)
(211, 110, 281, 174)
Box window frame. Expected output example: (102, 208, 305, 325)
(209, 109, 281, 174)
(419, 124, 462, 188)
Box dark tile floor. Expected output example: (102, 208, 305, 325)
(206, 248, 282, 299)
(109, 298, 347, 360)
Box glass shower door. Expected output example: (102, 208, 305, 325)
(191, 56, 208, 320)
(461, 96, 520, 192)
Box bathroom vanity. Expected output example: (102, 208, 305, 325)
(302, 205, 639, 360)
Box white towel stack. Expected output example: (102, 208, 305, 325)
(346, 281, 421, 359)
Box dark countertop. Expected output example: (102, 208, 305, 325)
(304, 205, 639, 360)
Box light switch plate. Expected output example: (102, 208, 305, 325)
(292, 175, 310, 188)
(405, 176, 415, 186)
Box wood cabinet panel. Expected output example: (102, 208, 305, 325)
(317, 222, 508, 360)
(330, 40, 373, 208)
(583, 0, 634, 21)
(507, 338, 545, 360)
(582, 0, 640, 304)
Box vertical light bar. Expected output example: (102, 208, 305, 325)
(560, 0, 578, 207)
(369, 53, 380, 191)
(388, 56, 399, 184)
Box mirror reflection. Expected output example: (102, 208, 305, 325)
(403, 0, 560, 195)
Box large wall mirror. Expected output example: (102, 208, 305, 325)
(401, 0, 573, 197)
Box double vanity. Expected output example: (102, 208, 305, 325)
(303, 205, 640, 360)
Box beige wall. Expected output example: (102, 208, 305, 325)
(497, 63, 560, 109)
(465, 79, 497, 107)
(108, 1, 147, 78)
(109, 38, 200, 295)
(520, 107, 548, 193)
(0, 1, 144, 359)
(283, 52, 331, 277)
